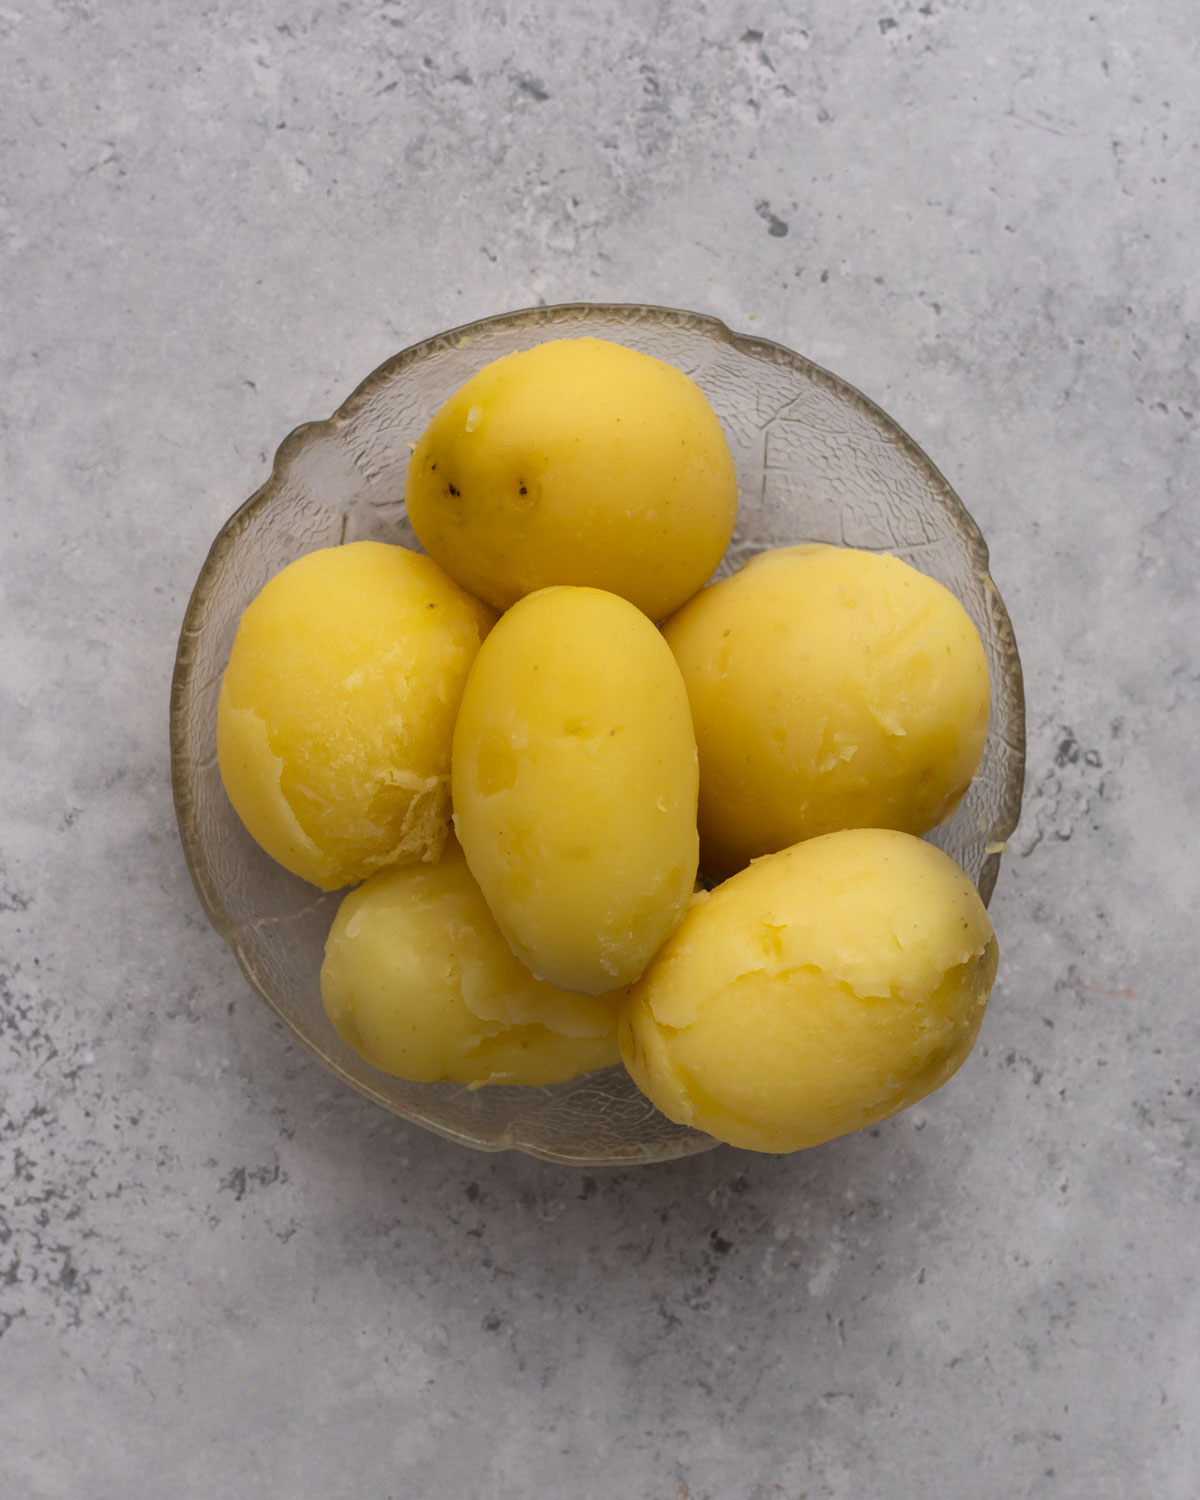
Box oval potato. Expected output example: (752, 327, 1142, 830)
(321, 840, 621, 1087)
(452, 585, 699, 995)
(663, 544, 991, 878)
(406, 337, 737, 620)
(620, 828, 998, 1153)
(217, 541, 495, 890)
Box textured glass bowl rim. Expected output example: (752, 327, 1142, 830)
(170, 301, 1026, 1164)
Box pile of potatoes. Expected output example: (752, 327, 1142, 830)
(217, 337, 997, 1154)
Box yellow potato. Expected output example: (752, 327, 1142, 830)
(620, 829, 998, 1153)
(663, 544, 991, 879)
(217, 541, 495, 890)
(321, 840, 621, 1086)
(405, 337, 738, 620)
(452, 585, 699, 995)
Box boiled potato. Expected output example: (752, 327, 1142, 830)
(620, 828, 998, 1153)
(217, 541, 495, 890)
(321, 839, 620, 1086)
(452, 585, 699, 995)
(663, 544, 991, 879)
(405, 337, 738, 620)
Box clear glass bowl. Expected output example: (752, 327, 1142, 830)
(170, 303, 1025, 1166)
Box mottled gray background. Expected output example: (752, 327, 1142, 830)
(3, 2, 1198, 1497)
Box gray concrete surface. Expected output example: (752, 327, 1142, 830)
(3, 2, 1198, 1496)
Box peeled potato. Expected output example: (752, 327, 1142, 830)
(217, 541, 495, 890)
(321, 839, 620, 1087)
(663, 544, 991, 879)
(405, 337, 738, 620)
(620, 828, 998, 1153)
(452, 585, 699, 995)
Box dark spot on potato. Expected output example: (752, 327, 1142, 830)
(448, 483, 460, 497)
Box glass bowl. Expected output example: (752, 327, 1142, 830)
(170, 303, 1025, 1167)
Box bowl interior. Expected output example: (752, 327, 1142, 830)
(171, 303, 1025, 1166)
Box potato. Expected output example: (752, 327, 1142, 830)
(321, 839, 621, 1086)
(217, 541, 495, 890)
(452, 585, 699, 995)
(663, 544, 991, 879)
(405, 337, 738, 620)
(620, 829, 998, 1153)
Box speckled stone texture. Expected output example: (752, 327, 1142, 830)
(2, 2, 1198, 1497)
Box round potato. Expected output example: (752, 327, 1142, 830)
(217, 541, 495, 890)
(321, 840, 621, 1087)
(663, 544, 991, 879)
(452, 585, 699, 995)
(405, 337, 738, 620)
(620, 829, 998, 1154)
